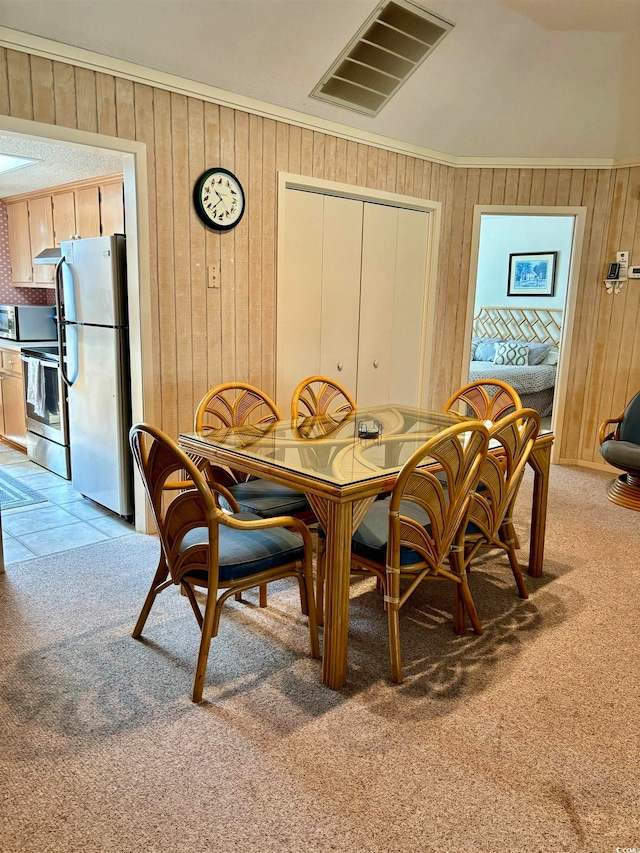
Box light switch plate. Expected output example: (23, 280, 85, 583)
(207, 265, 219, 288)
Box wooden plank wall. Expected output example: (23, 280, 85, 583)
(1, 47, 638, 467)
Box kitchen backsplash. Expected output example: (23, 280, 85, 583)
(0, 201, 52, 305)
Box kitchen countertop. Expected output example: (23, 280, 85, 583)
(0, 340, 58, 352)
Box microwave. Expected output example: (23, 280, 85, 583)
(0, 305, 57, 341)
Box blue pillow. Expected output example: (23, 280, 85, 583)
(528, 342, 553, 365)
(475, 340, 501, 362)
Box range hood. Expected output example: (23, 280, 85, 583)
(33, 247, 62, 265)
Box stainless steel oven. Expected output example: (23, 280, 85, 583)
(20, 345, 71, 480)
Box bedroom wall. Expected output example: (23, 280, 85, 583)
(474, 214, 574, 313)
(0, 46, 638, 470)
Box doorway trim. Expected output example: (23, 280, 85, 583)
(465, 204, 587, 464)
(276, 172, 442, 409)
(0, 114, 153, 531)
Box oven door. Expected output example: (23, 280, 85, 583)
(20, 355, 68, 446)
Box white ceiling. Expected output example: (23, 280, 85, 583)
(0, 135, 124, 197)
(0, 0, 639, 171)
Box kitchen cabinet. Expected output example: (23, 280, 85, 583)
(6, 201, 33, 285)
(277, 189, 430, 410)
(99, 181, 125, 235)
(28, 196, 56, 286)
(4, 175, 125, 290)
(52, 182, 124, 242)
(74, 185, 101, 239)
(52, 191, 76, 245)
(0, 348, 26, 448)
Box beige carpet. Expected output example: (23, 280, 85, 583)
(1, 464, 639, 852)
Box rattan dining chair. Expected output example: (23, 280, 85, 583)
(345, 420, 490, 683)
(194, 382, 313, 521)
(442, 378, 524, 552)
(290, 376, 356, 617)
(462, 408, 540, 597)
(129, 423, 319, 703)
(444, 379, 522, 422)
(183, 383, 313, 608)
(291, 375, 356, 419)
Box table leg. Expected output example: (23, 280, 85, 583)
(321, 501, 353, 689)
(527, 441, 552, 578)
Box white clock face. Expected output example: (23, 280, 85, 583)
(200, 171, 244, 228)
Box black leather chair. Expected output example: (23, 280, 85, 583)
(599, 390, 640, 510)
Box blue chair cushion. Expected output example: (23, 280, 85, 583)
(226, 479, 311, 517)
(350, 498, 430, 567)
(179, 512, 305, 582)
(435, 470, 488, 493)
(619, 391, 640, 445)
(600, 440, 640, 475)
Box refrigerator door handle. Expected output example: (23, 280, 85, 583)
(56, 258, 77, 387)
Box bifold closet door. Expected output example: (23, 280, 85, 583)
(318, 195, 362, 393)
(357, 205, 430, 408)
(277, 189, 323, 410)
(277, 189, 362, 410)
(278, 187, 430, 412)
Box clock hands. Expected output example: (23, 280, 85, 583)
(204, 188, 232, 217)
(215, 189, 230, 216)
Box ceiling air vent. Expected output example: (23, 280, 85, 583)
(310, 0, 454, 116)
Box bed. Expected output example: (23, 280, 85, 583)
(468, 306, 562, 417)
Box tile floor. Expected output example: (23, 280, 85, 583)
(0, 441, 134, 565)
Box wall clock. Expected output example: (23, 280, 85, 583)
(193, 167, 245, 231)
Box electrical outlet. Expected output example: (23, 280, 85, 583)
(207, 265, 219, 289)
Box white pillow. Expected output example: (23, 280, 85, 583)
(493, 341, 528, 366)
(541, 348, 559, 366)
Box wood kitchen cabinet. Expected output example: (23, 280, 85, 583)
(7, 196, 58, 288)
(28, 196, 56, 286)
(51, 191, 76, 245)
(99, 181, 125, 235)
(0, 349, 26, 449)
(6, 200, 33, 285)
(74, 185, 101, 239)
(4, 174, 125, 290)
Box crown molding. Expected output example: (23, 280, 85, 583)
(3, 172, 123, 203)
(610, 155, 640, 169)
(0, 27, 636, 171)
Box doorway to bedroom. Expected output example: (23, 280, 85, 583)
(467, 210, 579, 433)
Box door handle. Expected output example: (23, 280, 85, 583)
(373, 359, 379, 368)
(337, 362, 344, 371)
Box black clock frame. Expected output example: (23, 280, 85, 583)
(193, 167, 245, 231)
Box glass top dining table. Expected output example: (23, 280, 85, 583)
(179, 403, 553, 689)
(183, 405, 464, 488)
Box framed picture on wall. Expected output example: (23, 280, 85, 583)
(507, 251, 557, 297)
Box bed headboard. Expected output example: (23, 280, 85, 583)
(473, 306, 563, 348)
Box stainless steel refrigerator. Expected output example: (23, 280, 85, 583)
(56, 234, 133, 518)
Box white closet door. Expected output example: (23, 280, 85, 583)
(389, 208, 430, 407)
(319, 195, 362, 397)
(278, 187, 431, 412)
(357, 203, 399, 408)
(276, 189, 324, 412)
(358, 205, 430, 408)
